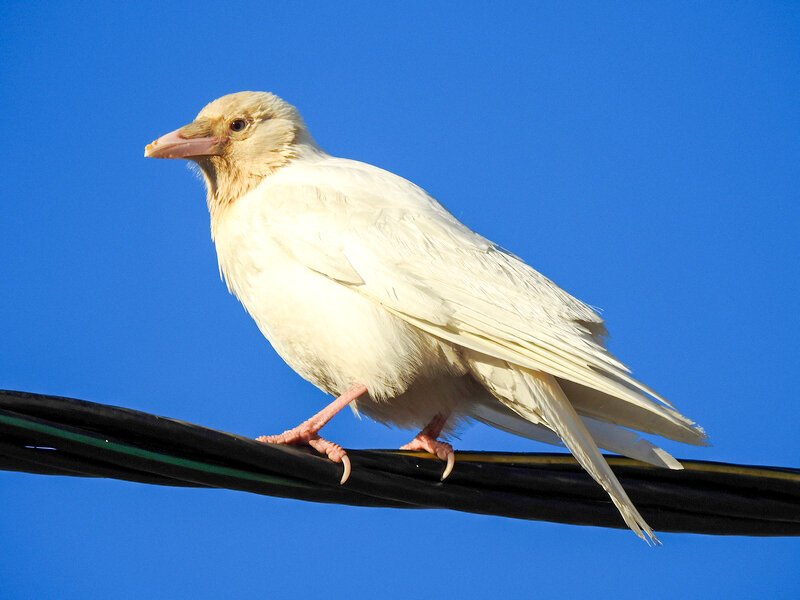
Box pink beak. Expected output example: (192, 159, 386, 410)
(144, 127, 221, 159)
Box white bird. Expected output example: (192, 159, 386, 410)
(145, 91, 707, 543)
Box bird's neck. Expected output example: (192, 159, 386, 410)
(200, 139, 327, 237)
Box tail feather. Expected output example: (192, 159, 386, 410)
(470, 402, 683, 470)
(465, 349, 660, 542)
(557, 378, 708, 446)
(469, 402, 562, 445)
(520, 370, 660, 544)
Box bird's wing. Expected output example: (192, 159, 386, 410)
(259, 160, 703, 441)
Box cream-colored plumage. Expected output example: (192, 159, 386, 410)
(145, 91, 707, 543)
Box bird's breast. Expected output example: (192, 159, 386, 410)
(211, 195, 467, 402)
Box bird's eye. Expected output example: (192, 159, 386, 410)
(229, 119, 247, 132)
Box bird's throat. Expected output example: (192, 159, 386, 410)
(195, 156, 266, 237)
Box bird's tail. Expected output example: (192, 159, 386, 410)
(470, 402, 683, 470)
(466, 351, 660, 543)
(519, 370, 659, 543)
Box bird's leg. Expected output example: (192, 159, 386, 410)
(400, 412, 455, 480)
(256, 383, 367, 484)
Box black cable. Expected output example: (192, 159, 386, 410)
(1, 389, 798, 535)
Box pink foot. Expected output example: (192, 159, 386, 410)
(257, 429, 351, 484)
(256, 384, 367, 485)
(400, 413, 455, 480)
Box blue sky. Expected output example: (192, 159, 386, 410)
(1, 2, 798, 598)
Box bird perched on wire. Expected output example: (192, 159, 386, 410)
(145, 91, 707, 543)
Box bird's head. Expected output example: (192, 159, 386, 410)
(145, 91, 316, 223)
